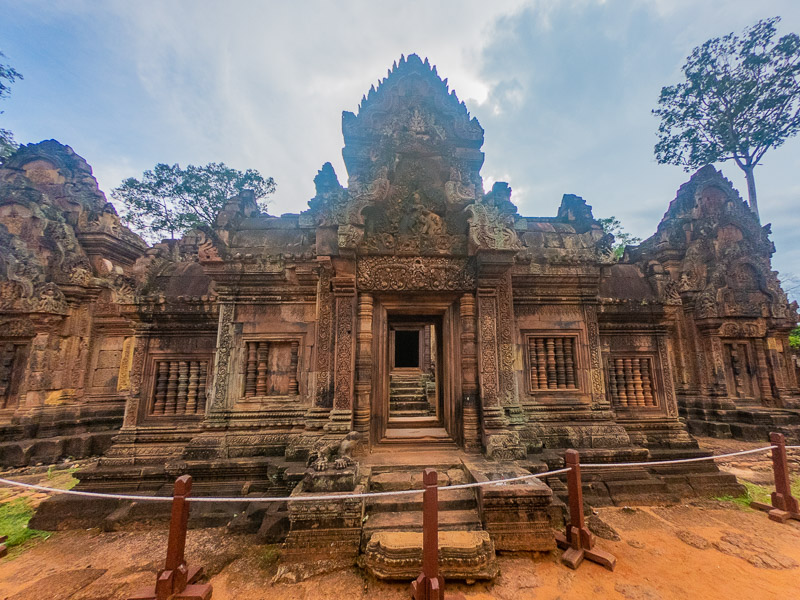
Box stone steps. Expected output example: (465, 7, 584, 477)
(389, 401, 431, 412)
(366, 487, 475, 513)
(363, 509, 483, 536)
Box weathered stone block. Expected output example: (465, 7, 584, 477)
(363, 531, 498, 581)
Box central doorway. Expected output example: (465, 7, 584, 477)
(388, 320, 440, 429)
(371, 296, 461, 447)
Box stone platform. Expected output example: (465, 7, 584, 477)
(362, 531, 498, 581)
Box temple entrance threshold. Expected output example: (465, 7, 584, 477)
(372, 298, 460, 447)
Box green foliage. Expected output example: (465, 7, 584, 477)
(790, 326, 800, 350)
(715, 478, 800, 509)
(0, 498, 50, 553)
(112, 162, 276, 241)
(259, 545, 280, 570)
(598, 216, 641, 260)
(0, 50, 23, 160)
(653, 17, 800, 218)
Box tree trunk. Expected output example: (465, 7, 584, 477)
(743, 164, 759, 221)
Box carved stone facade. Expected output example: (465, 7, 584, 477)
(5, 57, 794, 555)
(628, 166, 800, 441)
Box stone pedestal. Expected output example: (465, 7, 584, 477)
(277, 468, 365, 582)
(467, 461, 555, 552)
(362, 531, 498, 581)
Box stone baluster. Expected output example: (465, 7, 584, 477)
(564, 337, 576, 389)
(640, 358, 654, 407)
(631, 358, 645, 406)
(546, 338, 557, 389)
(615, 359, 628, 407)
(245, 342, 257, 397)
(623, 358, 636, 406)
(528, 337, 539, 390)
(186, 361, 199, 413)
(289, 341, 300, 396)
(176, 361, 189, 414)
(197, 362, 208, 413)
(165, 360, 179, 415)
(256, 342, 269, 396)
(608, 358, 619, 402)
(555, 338, 566, 389)
(536, 338, 547, 389)
(153, 361, 168, 415)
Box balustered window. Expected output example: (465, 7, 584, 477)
(607, 356, 657, 408)
(150, 359, 209, 416)
(526, 335, 579, 391)
(243, 340, 300, 397)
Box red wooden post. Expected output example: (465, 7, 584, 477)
(751, 432, 800, 524)
(554, 450, 616, 571)
(128, 475, 212, 600)
(411, 469, 465, 600)
(412, 468, 444, 600)
(0, 534, 7, 558)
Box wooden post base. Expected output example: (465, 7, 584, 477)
(750, 501, 800, 524)
(555, 531, 616, 571)
(129, 567, 211, 600)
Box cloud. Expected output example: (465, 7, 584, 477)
(2, 0, 799, 278)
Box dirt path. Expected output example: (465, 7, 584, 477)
(1, 439, 798, 599)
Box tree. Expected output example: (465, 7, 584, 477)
(112, 162, 276, 241)
(653, 17, 800, 220)
(0, 50, 23, 160)
(598, 216, 641, 260)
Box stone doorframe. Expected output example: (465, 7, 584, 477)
(368, 294, 463, 447)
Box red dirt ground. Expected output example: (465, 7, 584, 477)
(1, 438, 798, 600)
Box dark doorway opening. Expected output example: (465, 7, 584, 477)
(394, 330, 420, 368)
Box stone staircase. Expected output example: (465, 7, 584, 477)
(363, 465, 481, 542)
(360, 462, 496, 580)
(679, 398, 800, 443)
(388, 372, 435, 422)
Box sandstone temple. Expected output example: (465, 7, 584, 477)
(1, 55, 799, 566)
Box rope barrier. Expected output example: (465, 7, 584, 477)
(0, 466, 573, 503)
(0, 444, 786, 503)
(579, 445, 776, 468)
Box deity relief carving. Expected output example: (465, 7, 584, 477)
(465, 200, 522, 253)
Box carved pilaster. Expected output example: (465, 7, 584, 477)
(354, 293, 373, 441)
(330, 275, 356, 430)
(497, 273, 524, 425)
(754, 338, 774, 402)
(313, 262, 334, 411)
(582, 304, 608, 409)
(210, 302, 236, 413)
(657, 336, 679, 417)
(708, 336, 728, 396)
(122, 334, 147, 429)
(460, 293, 480, 452)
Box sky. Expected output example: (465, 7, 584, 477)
(1, 0, 799, 291)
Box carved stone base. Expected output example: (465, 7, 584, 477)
(362, 531, 498, 581)
(483, 430, 525, 460)
(466, 460, 555, 552)
(280, 477, 365, 581)
(302, 465, 359, 493)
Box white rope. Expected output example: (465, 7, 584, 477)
(786, 445, 800, 450)
(0, 467, 572, 503)
(442, 467, 572, 491)
(580, 445, 776, 468)
(0, 445, 782, 503)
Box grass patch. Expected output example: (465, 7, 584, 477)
(715, 478, 800, 509)
(0, 497, 50, 551)
(260, 545, 280, 570)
